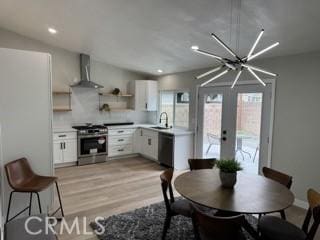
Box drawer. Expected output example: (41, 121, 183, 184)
(109, 135, 133, 146)
(109, 144, 133, 156)
(53, 132, 77, 141)
(108, 128, 136, 136)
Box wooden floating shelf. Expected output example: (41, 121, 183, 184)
(53, 107, 72, 112)
(101, 108, 134, 112)
(53, 91, 72, 95)
(99, 93, 133, 97)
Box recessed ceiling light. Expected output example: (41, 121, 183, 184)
(48, 27, 57, 34)
(191, 45, 199, 50)
(157, 69, 163, 73)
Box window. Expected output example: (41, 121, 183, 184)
(159, 91, 190, 129)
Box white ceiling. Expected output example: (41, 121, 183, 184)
(1, 0, 320, 75)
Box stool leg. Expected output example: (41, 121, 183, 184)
(28, 193, 33, 216)
(36, 192, 42, 214)
(6, 191, 14, 223)
(55, 181, 65, 217)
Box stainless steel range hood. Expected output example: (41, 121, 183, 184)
(72, 54, 104, 89)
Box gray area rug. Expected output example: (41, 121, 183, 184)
(90, 201, 258, 240)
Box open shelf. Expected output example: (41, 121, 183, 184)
(98, 90, 133, 112)
(53, 88, 72, 112)
(99, 92, 133, 97)
(53, 91, 72, 95)
(53, 107, 72, 112)
(109, 108, 133, 112)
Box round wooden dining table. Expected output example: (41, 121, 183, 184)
(174, 169, 294, 215)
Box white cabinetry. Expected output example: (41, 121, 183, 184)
(53, 132, 77, 165)
(129, 80, 158, 111)
(108, 128, 136, 157)
(140, 129, 158, 160)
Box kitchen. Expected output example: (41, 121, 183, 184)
(53, 54, 194, 170)
(2, 1, 320, 239)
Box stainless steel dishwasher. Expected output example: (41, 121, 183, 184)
(158, 132, 174, 167)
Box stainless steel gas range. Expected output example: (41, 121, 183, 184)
(72, 124, 108, 166)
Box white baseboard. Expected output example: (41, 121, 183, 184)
(294, 198, 309, 209)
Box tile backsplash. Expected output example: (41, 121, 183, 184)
(53, 87, 157, 126)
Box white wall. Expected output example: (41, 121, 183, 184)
(158, 52, 320, 202)
(0, 27, 156, 126)
(0, 48, 53, 220)
(0, 124, 3, 237)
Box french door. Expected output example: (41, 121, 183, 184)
(196, 83, 273, 174)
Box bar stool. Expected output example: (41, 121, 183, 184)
(5, 158, 64, 223)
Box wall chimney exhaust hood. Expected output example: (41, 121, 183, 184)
(71, 54, 104, 89)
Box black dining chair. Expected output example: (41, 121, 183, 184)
(188, 158, 216, 171)
(192, 205, 246, 240)
(160, 169, 192, 240)
(258, 188, 320, 240)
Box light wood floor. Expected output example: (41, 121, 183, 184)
(54, 156, 318, 240)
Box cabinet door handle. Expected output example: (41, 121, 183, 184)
(60, 142, 63, 150)
(63, 142, 66, 149)
(145, 103, 148, 109)
(118, 149, 124, 152)
(148, 138, 151, 145)
(118, 130, 124, 133)
(59, 135, 66, 138)
(118, 139, 124, 142)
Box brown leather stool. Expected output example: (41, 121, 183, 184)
(5, 158, 64, 223)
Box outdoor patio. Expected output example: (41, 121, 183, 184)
(203, 136, 259, 174)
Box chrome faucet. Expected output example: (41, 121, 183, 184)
(159, 112, 169, 128)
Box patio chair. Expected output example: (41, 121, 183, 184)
(206, 133, 220, 154)
(235, 137, 252, 161)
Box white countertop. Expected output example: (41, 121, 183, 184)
(107, 124, 194, 136)
(53, 124, 193, 136)
(52, 126, 77, 133)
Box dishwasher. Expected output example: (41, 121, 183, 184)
(158, 132, 174, 168)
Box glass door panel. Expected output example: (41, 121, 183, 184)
(197, 83, 273, 174)
(203, 94, 223, 159)
(235, 93, 263, 174)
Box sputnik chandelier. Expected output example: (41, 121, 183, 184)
(191, 29, 279, 87)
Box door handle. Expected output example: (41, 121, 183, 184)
(145, 103, 148, 109)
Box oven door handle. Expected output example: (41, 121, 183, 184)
(78, 134, 108, 139)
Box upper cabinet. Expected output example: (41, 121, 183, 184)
(129, 80, 158, 111)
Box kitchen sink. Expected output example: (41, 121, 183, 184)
(151, 126, 169, 130)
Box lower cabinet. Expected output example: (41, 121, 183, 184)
(108, 128, 135, 157)
(140, 129, 158, 160)
(53, 132, 77, 165)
